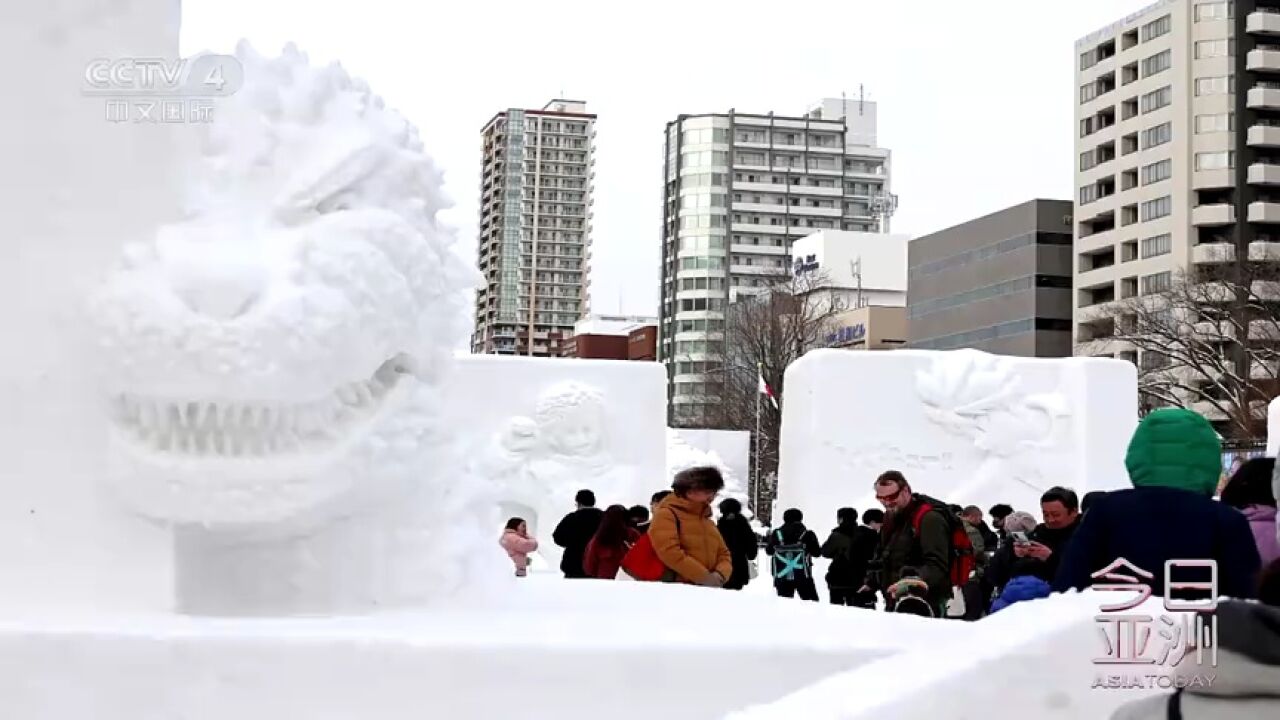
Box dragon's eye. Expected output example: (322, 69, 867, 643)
(317, 192, 353, 214)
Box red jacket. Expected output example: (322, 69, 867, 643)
(583, 528, 640, 580)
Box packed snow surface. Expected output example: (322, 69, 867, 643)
(0, 578, 966, 720)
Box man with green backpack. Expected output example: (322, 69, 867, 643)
(765, 508, 822, 601)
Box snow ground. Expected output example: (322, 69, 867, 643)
(0, 576, 964, 720)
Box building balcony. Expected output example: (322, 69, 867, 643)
(1248, 87, 1280, 110)
(1249, 48, 1280, 73)
(1250, 201, 1280, 222)
(1249, 124, 1280, 147)
(1192, 203, 1236, 226)
(1250, 320, 1280, 342)
(1254, 280, 1280, 300)
(1193, 169, 1235, 189)
(1192, 320, 1237, 342)
(1249, 9, 1280, 36)
(1250, 162, 1280, 185)
(1250, 240, 1280, 260)
(1193, 242, 1236, 264)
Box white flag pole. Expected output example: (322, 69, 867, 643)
(754, 366, 762, 516)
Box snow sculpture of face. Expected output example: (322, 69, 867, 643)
(89, 42, 478, 532)
(534, 382, 606, 458)
(499, 417, 539, 456)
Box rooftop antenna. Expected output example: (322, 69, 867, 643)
(851, 257, 864, 309)
(859, 84, 865, 115)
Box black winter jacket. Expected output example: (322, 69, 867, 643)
(717, 513, 759, 590)
(552, 507, 604, 578)
(821, 523, 879, 589)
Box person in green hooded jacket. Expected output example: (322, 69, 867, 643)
(1053, 408, 1261, 598)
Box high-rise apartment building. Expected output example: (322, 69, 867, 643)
(473, 100, 596, 356)
(1074, 1, 1280, 368)
(659, 98, 893, 425)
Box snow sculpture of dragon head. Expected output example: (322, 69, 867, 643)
(90, 42, 478, 533)
(915, 350, 1068, 459)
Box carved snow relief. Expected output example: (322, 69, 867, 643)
(915, 350, 1072, 494)
(776, 349, 1136, 527)
(476, 381, 639, 542)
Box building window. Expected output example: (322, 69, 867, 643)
(1142, 159, 1172, 185)
(1141, 196, 1172, 221)
(1195, 151, 1235, 170)
(1081, 48, 1098, 71)
(1080, 149, 1098, 171)
(1081, 82, 1099, 104)
(1140, 233, 1172, 259)
(1142, 14, 1172, 40)
(1195, 38, 1232, 58)
(1079, 184, 1098, 205)
(1194, 113, 1234, 133)
(1141, 271, 1173, 295)
(1140, 86, 1172, 113)
(1141, 122, 1172, 149)
(1141, 49, 1172, 77)
(1195, 75, 1233, 96)
(1194, 2, 1233, 22)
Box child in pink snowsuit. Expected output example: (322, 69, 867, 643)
(500, 517, 539, 577)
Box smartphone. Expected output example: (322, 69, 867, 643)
(1011, 531, 1030, 545)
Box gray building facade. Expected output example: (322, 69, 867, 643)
(907, 200, 1075, 357)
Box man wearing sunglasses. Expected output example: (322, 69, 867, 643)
(858, 470, 951, 615)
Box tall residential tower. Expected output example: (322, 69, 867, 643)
(660, 98, 893, 425)
(1074, 0, 1280, 367)
(473, 100, 596, 356)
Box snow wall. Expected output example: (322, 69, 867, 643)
(731, 591, 1164, 720)
(0, 0, 190, 613)
(0, 579, 970, 720)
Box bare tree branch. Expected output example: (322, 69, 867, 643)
(1077, 264, 1280, 440)
(676, 270, 846, 521)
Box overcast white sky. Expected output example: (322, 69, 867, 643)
(182, 0, 1129, 318)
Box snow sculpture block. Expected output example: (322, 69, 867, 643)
(777, 349, 1137, 523)
(86, 44, 486, 616)
(0, 0, 186, 613)
(447, 355, 666, 567)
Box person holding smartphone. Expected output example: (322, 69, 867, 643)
(985, 511, 1039, 601)
(989, 516, 1056, 613)
(1020, 487, 1083, 582)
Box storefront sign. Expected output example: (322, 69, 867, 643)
(826, 323, 866, 346)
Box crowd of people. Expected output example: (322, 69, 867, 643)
(499, 409, 1278, 607)
(497, 408, 1280, 713)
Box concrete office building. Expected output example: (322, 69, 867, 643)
(473, 100, 596, 357)
(660, 98, 894, 425)
(908, 200, 1075, 356)
(1074, 0, 1280, 366)
(821, 306, 908, 350)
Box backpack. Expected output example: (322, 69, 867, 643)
(621, 511, 680, 582)
(620, 533, 666, 581)
(770, 528, 813, 581)
(908, 497, 976, 589)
